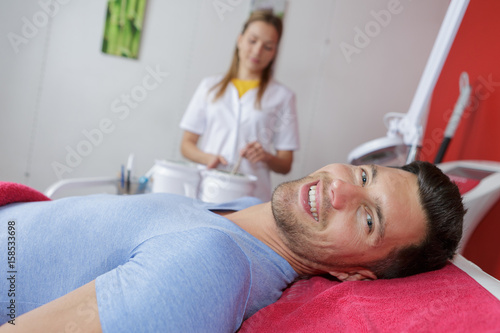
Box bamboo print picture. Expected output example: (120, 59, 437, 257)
(250, 0, 286, 18)
(102, 0, 147, 59)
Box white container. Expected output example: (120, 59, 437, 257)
(151, 160, 200, 198)
(199, 169, 257, 203)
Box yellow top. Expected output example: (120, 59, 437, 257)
(231, 78, 260, 98)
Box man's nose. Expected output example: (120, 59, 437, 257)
(330, 179, 363, 210)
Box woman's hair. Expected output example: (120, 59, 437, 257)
(210, 10, 283, 109)
(366, 161, 465, 279)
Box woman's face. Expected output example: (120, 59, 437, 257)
(237, 20, 279, 79)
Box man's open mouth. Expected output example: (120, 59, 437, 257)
(308, 185, 318, 221)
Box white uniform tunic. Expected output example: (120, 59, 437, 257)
(180, 75, 300, 201)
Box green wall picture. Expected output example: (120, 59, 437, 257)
(102, 0, 147, 59)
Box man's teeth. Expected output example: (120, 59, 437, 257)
(308, 185, 318, 221)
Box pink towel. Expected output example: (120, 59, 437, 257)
(240, 263, 500, 332)
(0, 181, 50, 207)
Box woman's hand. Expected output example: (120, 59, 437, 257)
(206, 155, 228, 169)
(180, 131, 228, 169)
(240, 142, 293, 174)
(240, 142, 271, 164)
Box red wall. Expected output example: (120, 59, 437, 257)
(420, 0, 500, 279)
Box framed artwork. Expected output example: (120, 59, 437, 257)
(250, 0, 287, 18)
(101, 0, 147, 59)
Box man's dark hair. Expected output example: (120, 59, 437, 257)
(366, 160, 465, 279)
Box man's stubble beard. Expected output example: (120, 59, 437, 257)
(271, 174, 335, 268)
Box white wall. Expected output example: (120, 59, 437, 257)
(0, 0, 449, 194)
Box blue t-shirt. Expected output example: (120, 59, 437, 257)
(0, 193, 298, 332)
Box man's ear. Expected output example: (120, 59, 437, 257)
(329, 269, 377, 282)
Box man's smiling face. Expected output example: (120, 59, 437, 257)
(271, 163, 427, 274)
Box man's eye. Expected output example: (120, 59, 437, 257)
(367, 213, 373, 232)
(361, 169, 367, 186)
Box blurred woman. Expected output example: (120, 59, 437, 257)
(180, 10, 300, 201)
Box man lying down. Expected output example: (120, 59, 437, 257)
(0, 161, 464, 332)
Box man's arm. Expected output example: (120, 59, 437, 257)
(0, 280, 102, 333)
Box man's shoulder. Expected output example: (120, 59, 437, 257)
(186, 227, 253, 263)
(141, 226, 252, 261)
(96, 226, 253, 332)
(187, 227, 248, 249)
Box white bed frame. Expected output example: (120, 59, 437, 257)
(453, 254, 500, 300)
